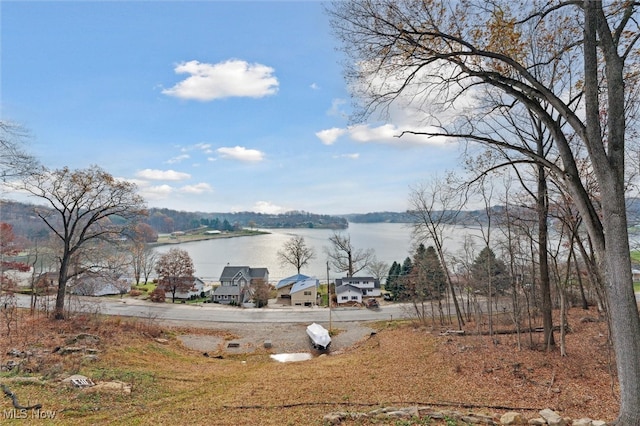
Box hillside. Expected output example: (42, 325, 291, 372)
(0, 307, 618, 425)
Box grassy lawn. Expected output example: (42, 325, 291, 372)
(132, 282, 156, 293)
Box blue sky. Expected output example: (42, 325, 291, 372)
(1, 1, 462, 215)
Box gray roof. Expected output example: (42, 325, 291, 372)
(213, 286, 241, 296)
(337, 276, 380, 289)
(219, 266, 269, 281)
(335, 284, 362, 295)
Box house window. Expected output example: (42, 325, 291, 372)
(304, 291, 311, 296)
(341, 296, 348, 301)
(351, 296, 358, 300)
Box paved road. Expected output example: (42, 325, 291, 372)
(14, 294, 412, 324)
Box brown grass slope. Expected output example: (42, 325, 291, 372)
(0, 308, 618, 425)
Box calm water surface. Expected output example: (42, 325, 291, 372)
(153, 223, 482, 283)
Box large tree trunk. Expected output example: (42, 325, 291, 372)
(601, 189, 640, 424)
(584, 3, 640, 422)
(54, 247, 71, 320)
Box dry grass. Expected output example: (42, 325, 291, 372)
(0, 307, 619, 425)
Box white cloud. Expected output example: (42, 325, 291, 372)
(334, 153, 360, 159)
(350, 123, 449, 146)
(327, 98, 348, 117)
(194, 143, 213, 154)
(162, 59, 279, 101)
(135, 169, 191, 181)
(216, 146, 265, 162)
(166, 154, 190, 164)
(316, 127, 346, 145)
(180, 143, 213, 155)
(180, 183, 213, 194)
(138, 184, 174, 200)
(316, 123, 449, 147)
(253, 201, 287, 214)
(310, 82, 319, 90)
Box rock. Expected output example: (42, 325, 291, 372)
(527, 418, 547, 425)
(591, 422, 607, 426)
(66, 333, 100, 345)
(572, 419, 593, 426)
(58, 346, 83, 355)
(82, 354, 99, 362)
(386, 410, 411, 418)
(263, 340, 272, 348)
(322, 412, 344, 425)
(400, 406, 419, 417)
(501, 412, 526, 425)
(539, 409, 566, 426)
(155, 338, 169, 344)
(83, 381, 131, 395)
(462, 414, 496, 424)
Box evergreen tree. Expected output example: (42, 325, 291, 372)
(471, 247, 509, 295)
(385, 261, 401, 297)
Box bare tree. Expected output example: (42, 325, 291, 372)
(0, 121, 38, 182)
(251, 278, 271, 308)
(408, 177, 465, 329)
(365, 256, 389, 284)
(155, 248, 194, 303)
(277, 235, 315, 274)
(329, 2, 640, 421)
(128, 223, 159, 285)
(325, 232, 374, 277)
(16, 165, 146, 319)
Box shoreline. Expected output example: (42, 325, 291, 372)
(149, 229, 270, 247)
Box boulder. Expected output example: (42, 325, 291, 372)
(539, 409, 566, 426)
(572, 419, 593, 426)
(501, 412, 526, 425)
(83, 381, 131, 395)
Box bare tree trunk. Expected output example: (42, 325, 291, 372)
(537, 162, 555, 349)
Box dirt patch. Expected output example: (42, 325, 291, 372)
(176, 322, 376, 355)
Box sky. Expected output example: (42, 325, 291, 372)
(1, 0, 463, 215)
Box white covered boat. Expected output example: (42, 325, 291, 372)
(306, 322, 331, 350)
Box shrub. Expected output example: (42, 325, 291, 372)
(129, 289, 143, 297)
(149, 288, 166, 303)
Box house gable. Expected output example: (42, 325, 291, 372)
(335, 283, 362, 304)
(214, 265, 269, 305)
(337, 276, 381, 297)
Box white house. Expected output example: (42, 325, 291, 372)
(335, 276, 381, 297)
(335, 284, 362, 304)
(169, 277, 211, 300)
(69, 272, 130, 297)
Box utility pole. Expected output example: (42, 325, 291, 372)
(327, 261, 331, 332)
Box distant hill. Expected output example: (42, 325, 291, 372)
(0, 200, 348, 237)
(144, 208, 348, 233)
(344, 209, 498, 225)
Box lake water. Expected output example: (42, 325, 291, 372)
(153, 222, 484, 283)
